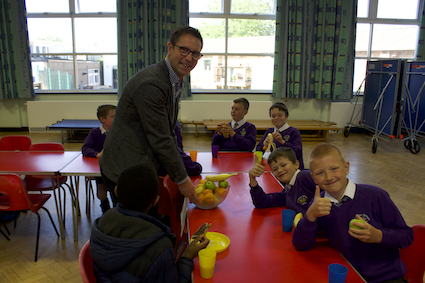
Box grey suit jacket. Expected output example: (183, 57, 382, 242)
(99, 59, 187, 184)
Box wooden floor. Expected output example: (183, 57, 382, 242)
(0, 130, 424, 282)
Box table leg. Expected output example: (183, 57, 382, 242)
(70, 176, 79, 241)
(51, 176, 65, 239)
(324, 130, 329, 142)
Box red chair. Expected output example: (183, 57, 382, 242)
(23, 143, 76, 225)
(0, 135, 31, 151)
(0, 173, 59, 262)
(159, 175, 188, 258)
(79, 240, 97, 283)
(400, 224, 425, 283)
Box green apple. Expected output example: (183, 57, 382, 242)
(349, 218, 365, 229)
(218, 180, 229, 188)
(205, 181, 216, 192)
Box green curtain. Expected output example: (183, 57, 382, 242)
(272, 0, 356, 100)
(416, 3, 425, 60)
(117, 0, 192, 97)
(0, 0, 34, 100)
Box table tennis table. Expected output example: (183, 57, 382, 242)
(47, 119, 101, 143)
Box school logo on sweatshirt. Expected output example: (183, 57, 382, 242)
(357, 214, 370, 223)
(241, 128, 246, 137)
(297, 195, 308, 206)
(283, 135, 290, 141)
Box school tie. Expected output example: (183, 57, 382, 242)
(234, 123, 238, 129)
(334, 195, 350, 207)
(284, 184, 291, 193)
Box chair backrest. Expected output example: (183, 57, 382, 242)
(79, 240, 97, 283)
(0, 135, 32, 151)
(400, 224, 425, 283)
(29, 142, 65, 152)
(159, 175, 186, 249)
(0, 174, 32, 212)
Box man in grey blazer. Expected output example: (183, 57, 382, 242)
(99, 26, 203, 209)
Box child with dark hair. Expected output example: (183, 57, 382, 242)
(256, 102, 304, 169)
(212, 97, 257, 151)
(293, 143, 413, 283)
(249, 147, 315, 214)
(82, 104, 116, 213)
(90, 163, 209, 283)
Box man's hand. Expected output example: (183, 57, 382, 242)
(306, 185, 332, 222)
(249, 154, 265, 186)
(178, 178, 201, 205)
(272, 131, 285, 144)
(348, 214, 383, 244)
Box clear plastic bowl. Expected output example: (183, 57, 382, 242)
(195, 185, 230, 209)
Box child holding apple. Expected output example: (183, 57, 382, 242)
(212, 98, 257, 152)
(256, 102, 304, 169)
(292, 143, 413, 283)
(248, 147, 315, 214)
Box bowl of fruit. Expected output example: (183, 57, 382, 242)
(194, 173, 237, 209)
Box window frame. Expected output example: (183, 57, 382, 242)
(189, 0, 276, 94)
(26, 1, 117, 94)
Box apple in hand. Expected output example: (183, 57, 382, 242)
(349, 218, 365, 229)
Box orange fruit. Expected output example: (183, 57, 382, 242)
(216, 188, 226, 196)
(198, 194, 205, 203)
(203, 189, 214, 195)
(199, 179, 206, 184)
(204, 193, 215, 204)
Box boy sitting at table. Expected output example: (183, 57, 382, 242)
(256, 102, 304, 169)
(212, 97, 257, 152)
(90, 163, 209, 282)
(82, 104, 116, 213)
(292, 143, 413, 283)
(249, 147, 315, 214)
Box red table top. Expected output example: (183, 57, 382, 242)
(188, 172, 365, 283)
(195, 152, 271, 173)
(60, 155, 101, 176)
(0, 151, 81, 175)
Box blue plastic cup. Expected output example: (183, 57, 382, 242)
(282, 209, 295, 232)
(328, 263, 348, 283)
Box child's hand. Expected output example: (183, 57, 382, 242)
(348, 214, 383, 244)
(272, 131, 285, 144)
(216, 123, 223, 135)
(185, 235, 210, 260)
(96, 149, 104, 158)
(249, 155, 265, 186)
(306, 185, 332, 222)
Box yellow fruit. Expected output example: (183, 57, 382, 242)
(203, 189, 214, 195)
(198, 194, 205, 203)
(195, 185, 205, 194)
(293, 212, 303, 228)
(205, 173, 238, 182)
(204, 193, 215, 204)
(199, 179, 206, 184)
(215, 188, 226, 196)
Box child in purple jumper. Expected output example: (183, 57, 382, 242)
(293, 143, 413, 283)
(249, 147, 315, 214)
(212, 98, 257, 152)
(82, 104, 116, 213)
(256, 102, 304, 169)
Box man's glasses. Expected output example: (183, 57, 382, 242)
(174, 45, 203, 60)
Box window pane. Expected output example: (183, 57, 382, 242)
(355, 23, 370, 57)
(76, 0, 117, 13)
(353, 59, 367, 93)
(31, 55, 75, 90)
(74, 18, 117, 53)
(76, 55, 117, 89)
(377, 0, 419, 19)
(371, 24, 418, 58)
(231, 0, 275, 14)
(228, 55, 273, 90)
(189, 0, 222, 13)
(190, 18, 225, 53)
(357, 0, 369, 18)
(192, 55, 224, 89)
(28, 19, 73, 53)
(228, 19, 275, 53)
(26, 0, 69, 13)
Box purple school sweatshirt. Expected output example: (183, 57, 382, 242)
(212, 122, 257, 152)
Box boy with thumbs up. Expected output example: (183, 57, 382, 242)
(292, 143, 413, 283)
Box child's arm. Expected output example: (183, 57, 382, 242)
(81, 129, 102, 158)
(255, 130, 272, 152)
(228, 124, 257, 151)
(184, 235, 210, 259)
(249, 154, 264, 187)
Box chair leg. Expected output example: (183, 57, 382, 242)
(41, 207, 59, 237)
(0, 228, 10, 240)
(1, 216, 10, 235)
(35, 212, 41, 262)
